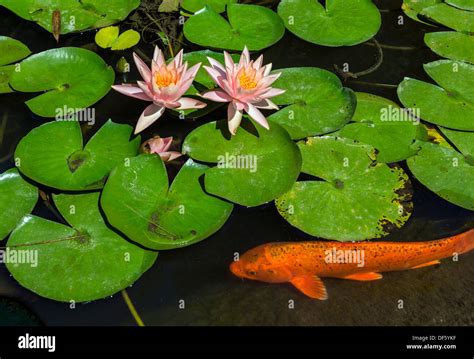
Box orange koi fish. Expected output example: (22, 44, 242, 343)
(230, 229, 474, 300)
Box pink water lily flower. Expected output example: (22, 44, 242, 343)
(142, 136, 182, 162)
(202, 46, 285, 135)
(112, 47, 206, 134)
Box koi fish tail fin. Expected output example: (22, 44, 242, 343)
(453, 229, 474, 255)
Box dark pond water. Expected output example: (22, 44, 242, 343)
(0, 0, 473, 326)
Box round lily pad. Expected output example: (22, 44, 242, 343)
(268, 67, 356, 140)
(15, 120, 140, 191)
(0, 36, 30, 94)
(101, 155, 233, 250)
(95, 26, 140, 50)
(0, 168, 38, 240)
(275, 136, 413, 241)
(420, 3, 474, 32)
(425, 32, 474, 64)
(0, 36, 30, 67)
(407, 140, 474, 210)
(398, 60, 474, 131)
(6, 192, 157, 302)
(277, 0, 381, 47)
(401, 0, 441, 24)
(0, 0, 140, 34)
(9, 47, 114, 117)
(445, 0, 474, 10)
(183, 4, 285, 51)
(183, 118, 302, 207)
(182, 0, 237, 13)
(439, 127, 474, 159)
(337, 92, 419, 163)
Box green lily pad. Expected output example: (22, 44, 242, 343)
(9, 47, 114, 117)
(0, 168, 38, 240)
(439, 127, 474, 158)
(6, 192, 157, 302)
(420, 3, 474, 32)
(0, 36, 31, 66)
(268, 67, 356, 140)
(0, 0, 140, 34)
(95, 26, 140, 50)
(0, 36, 31, 94)
(182, 0, 237, 13)
(183, 118, 302, 207)
(183, 4, 285, 51)
(445, 0, 474, 10)
(15, 120, 140, 191)
(101, 156, 233, 250)
(398, 60, 474, 131)
(336, 93, 419, 163)
(401, 0, 441, 24)
(277, 0, 381, 47)
(407, 140, 474, 210)
(425, 32, 474, 64)
(275, 136, 413, 241)
(182, 50, 240, 90)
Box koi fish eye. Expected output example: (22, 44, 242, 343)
(247, 270, 257, 276)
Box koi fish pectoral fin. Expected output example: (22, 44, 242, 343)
(341, 272, 383, 281)
(410, 260, 441, 269)
(290, 275, 328, 300)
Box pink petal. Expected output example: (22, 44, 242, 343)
(253, 55, 263, 70)
(201, 90, 232, 103)
(263, 64, 272, 77)
(245, 103, 270, 130)
(160, 151, 183, 162)
(133, 53, 151, 83)
(181, 63, 201, 84)
(207, 57, 225, 73)
(112, 85, 153, 102)
(147, 136, 172, 153)
(173, 49, 184, 67)
(259, 87, 286, 99)
(224, 51, 236, 74)
(228, 102, 243, 136)
(259, 73, 281, 88)
(153, 46, 165, 66)
(203, 65, 227, 88)
(252, 98, 279, 110)
(238, 46, 250, 68)
(135, 104, 165, 134)
(176, 97, 207, 110)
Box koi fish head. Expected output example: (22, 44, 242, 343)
(230, 245, 293, 283)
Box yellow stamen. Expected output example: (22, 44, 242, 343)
(155, 67, 178, 88)
(238, 68, 258, 90)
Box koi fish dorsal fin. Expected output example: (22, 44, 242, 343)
(342, 272, 383, 281)
(411, 260, 441, 269)
(290, 275, 328, 300)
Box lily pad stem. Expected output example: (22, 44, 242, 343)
(334, 38, 383, 80)
(121, 289, 145, 327)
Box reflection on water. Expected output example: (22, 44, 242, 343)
(0, 1, 473, 326)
